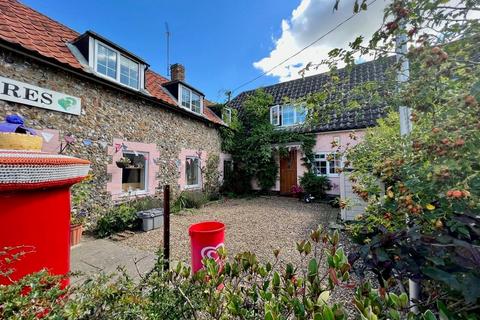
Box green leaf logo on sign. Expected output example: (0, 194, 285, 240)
(57, 97, 77, 110)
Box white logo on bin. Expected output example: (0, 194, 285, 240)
(200, 243, 224, 262)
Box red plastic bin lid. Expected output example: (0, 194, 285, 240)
(0, 150, 90, 191)
(189, 221, 225, 235)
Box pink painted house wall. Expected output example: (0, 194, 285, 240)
(298, 129, 365, 194)
(253, 129, 366, 195)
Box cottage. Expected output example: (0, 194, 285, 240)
(229, 56, 395, 196)
(0, 0, 227, 210)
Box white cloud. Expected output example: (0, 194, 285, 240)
(253, 0, 389, 82)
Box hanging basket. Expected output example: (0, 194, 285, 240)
(116, 161, 130, 168)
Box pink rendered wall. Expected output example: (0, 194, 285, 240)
(107, 138, 160, 200)
(177, 149, 208, 190)
(255, 130, 365, 193)
(38, 129, 60, 153)
(297, 130, 365, 194)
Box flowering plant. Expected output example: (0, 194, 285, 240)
(291, 184, 304, 197)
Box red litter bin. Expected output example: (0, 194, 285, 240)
(189, 221, 225, 273)
(0, 150, 90, 286)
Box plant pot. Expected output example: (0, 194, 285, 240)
(70, 224, 83, 247)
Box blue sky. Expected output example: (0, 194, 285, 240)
(22, 0, 387, 102)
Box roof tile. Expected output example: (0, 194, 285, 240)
(229, 57, 396, 132)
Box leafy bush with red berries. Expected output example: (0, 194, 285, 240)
(322, 0, 480, 318)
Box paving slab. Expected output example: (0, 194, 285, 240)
(70, 237, 157, 281)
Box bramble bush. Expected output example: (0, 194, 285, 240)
(317, 0, 480, 318)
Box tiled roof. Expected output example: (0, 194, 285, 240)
(0, 0, 221, 125)
(0, 0, 81, 69)
(203, 99, 226, 125)
(229, 56, 396, 133)
(144, 70, 177, 105)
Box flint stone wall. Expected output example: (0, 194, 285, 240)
(0, 48, 222, 218)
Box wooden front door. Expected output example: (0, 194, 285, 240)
(280, 149, 297, 195)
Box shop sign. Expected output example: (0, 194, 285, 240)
(0, 76, 81, 115)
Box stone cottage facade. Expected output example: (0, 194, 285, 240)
(0, 0, 226, 212)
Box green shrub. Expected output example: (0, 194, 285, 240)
(300, 172, 332, 199)
(95, 203, 138, 237)
(173, 191, 208, 212)
(203, 154, 221, 201)
(1, 228, 467, 319)
(131, 195, 162, 212)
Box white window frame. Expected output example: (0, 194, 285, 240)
(185, 156, 201, 188)
(270, 105, 280, 126)
(313, 152, 342, 177)
(92, 39, 144, 91)
(121, 151, 149, 195)
(223, 107, 232, 123)
(270, 104, 306, 127)
(178, 84, 203, 114)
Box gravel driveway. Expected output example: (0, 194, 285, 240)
(122, 196, 339, 264)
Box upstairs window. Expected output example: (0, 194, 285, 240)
(94, 41, 141, 90)
(97, 44, 117, 79)
(270, 105, 307, 127)
(180, 85, 203, 114)
(191, 92, 201, 113)
(120, 56, 139, 89)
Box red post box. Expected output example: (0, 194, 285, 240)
(0, 150, 90, 285)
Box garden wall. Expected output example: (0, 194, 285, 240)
(0, 48, 222, 215)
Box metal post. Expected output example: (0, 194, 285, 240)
(163, 184, 170, 270)
(396, 23, 412, 136)
(396, 18, 419, 313)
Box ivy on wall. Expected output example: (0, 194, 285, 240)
(220, 89, 316, 193)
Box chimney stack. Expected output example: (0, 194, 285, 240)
(170, 63, 185, 81)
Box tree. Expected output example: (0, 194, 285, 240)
(312, 0, 480, 317)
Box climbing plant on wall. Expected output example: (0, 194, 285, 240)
(220, 89, 316, 193)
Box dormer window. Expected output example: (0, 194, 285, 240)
(93, 40, 142, 90)
(270, 104, 307, 127)
(97, 43, 117, 79)
(120, 56, 139, 89)
(179, 85, 203, 114)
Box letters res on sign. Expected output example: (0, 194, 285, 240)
(0, 76, 81, 115)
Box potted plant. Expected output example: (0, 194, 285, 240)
(116, 157, 131, 168)
(291, 184, 304, 200)
(70, 210, 87, 246)
(70, 175, 92, 246)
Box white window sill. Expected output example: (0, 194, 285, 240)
(94, 71, 140, 91)
(184, 184, 201, 190)
(121, 189, 148, 196)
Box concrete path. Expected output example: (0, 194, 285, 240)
(70, 236, 157, 281)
